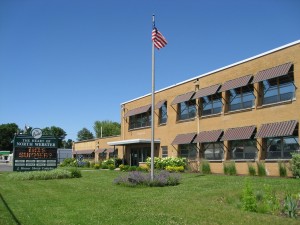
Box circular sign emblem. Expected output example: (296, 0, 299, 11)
(31, 128, 43, 139)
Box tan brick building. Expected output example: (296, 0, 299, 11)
(74, 40, 300, 176)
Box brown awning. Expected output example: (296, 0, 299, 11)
(155, 100, 166, 109)
(171, 91, 195, 105)
(106, 148, 115, 153)
(124, 104, 151, 117)
(95, 148, 106, 154)
(171, 132, 197, 145)
(74, 150, 94, 155)
(219, 75, 252, 92)
(193, 84, 221, 99)
(193, 129, 223, 143)
(256, 120, 297, 138)
(252, 62, 292, 83)
(221, 125, 256, 141)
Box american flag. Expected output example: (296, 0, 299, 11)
(152, 27, 167, 49)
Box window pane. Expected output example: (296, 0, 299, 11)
(267, 137, 299, 159)
(204, 143, 224, 160)
(231, 140, 257, 160)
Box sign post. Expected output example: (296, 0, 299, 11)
(13, 128, 58, 172)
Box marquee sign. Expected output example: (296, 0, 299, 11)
(13, 128, 58, 171)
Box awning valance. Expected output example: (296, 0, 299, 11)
(193, 84, 221, 99)
(193, 130, 223, 143)
(124, 104, 151, 117)
(73, 150, 94, 155)
(252, 62, 292, 83)
(221, 125, 256, 141)
(108, 139, 160, 146)
(256, 120, 297, 138)
(95, 148, 106, 154)
(171, 91, 195, 105)
(171, 133, 197, 145)
(219, 75, 253, 92)
(155, 100, 167, 109)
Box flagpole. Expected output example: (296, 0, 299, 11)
(150, 14, 155, 181)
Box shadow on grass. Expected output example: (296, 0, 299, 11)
(0, 192, 21, 225)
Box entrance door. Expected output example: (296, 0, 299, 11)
(131, 148, 139, 166)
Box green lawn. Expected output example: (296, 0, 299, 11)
(0, 170, 299, 225)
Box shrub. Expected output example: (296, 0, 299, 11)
(248, 163, 256, 176)
(69, 167, 82, 178)
(114, 171, 181, 187)
(278, 161, 287, 177)
(136, 166, 148, 172)
(8, 169, 74, 180)
(128, 166, 137, 171)
(119, 164, 130, 172)
(146, 157, 187, 170)
(94, 164, 100, 169)
(283, 193, 299, 218)
(165, 166, 184, 173)
(200, 160, 211, 175)
(290, 153, 300, 178)
(223, 162, 236, 175)
(108, 164, 115, 170)
(242, 179, 257, 212)
(257, 162, 267, 176)
(60, 158, 78, 167)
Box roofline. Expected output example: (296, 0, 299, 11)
(121, 39, 300, 106)
(108, 139, 160, 146)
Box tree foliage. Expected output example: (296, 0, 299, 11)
(42, 126, 67, 148)
(0, 123, 19, 151)
(77, 128, 94, 141)
(94, 120, 121, 138)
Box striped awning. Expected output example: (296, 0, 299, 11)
(221, 125, 256, 141)
(219, 75, 253, 92)
(171, 132, 197, 145)
(124, 104, 151, 117)
(74, 150, 94, 155)
(193, 84, 221, 99)
(256, 120, 297, 138)
(171, 91, 195, 105)
(252, 62, 292, 83)
(95, 148, 106, 154)
(155, 100, 166, 109)
(106, 148, 115, 153)
(193, 129, 223, 143)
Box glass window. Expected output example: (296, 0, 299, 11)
(178, 100, 196, 121)
(178, 144, 197, 160)
(202, 93, 222, 116)
(266, 136, 299, 159)
(229, 85, 254, 111)
(159, 102, 167, 124)
(230, 140, 257, 160)
(263, 75, 295, 105)
(129, 112, 151, 129)
(161, 146, 168, 158)
(203, 142, 224, 160)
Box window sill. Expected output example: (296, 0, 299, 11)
(128, 126, 150, 131)
(206, 160, 224, 162)
(201, 113, 222, 119)
(257, 98, 295, 109)
(176, 117, 196, 123)
(158, 123, 167, 127)
(230, 159, 256, 162)
(265, 159, 291, 162)
(224, 107, 253, 115)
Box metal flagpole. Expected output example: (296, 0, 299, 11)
(150, 14, 155, 181)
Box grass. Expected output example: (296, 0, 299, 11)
(0, 170, 299, 225)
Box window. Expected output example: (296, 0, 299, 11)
(178, 100, 196, 121)
(263, 75, 295, 105)
(161, 146, 168, 158)
(266, 136, 299, 159)
(109, 149, 118, 159)
(230, 140, 257, 160)
(202, 93, 222, 116)
(129, 112, 151, 129)
(229, 85, 254, 111)
(203, 142, 223, 160)
(178, 144, 197, 160)
(159, 102, 167, 124)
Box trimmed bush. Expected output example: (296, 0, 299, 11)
(69, 167, 82, 178)
(165, 166, 184, 173)
(146, 157, 187, 170)
(94, 164, 100, 169)
(223, 162, 236, 175)
(200, 160, 211, 175)
(247, 163, 256, 176)
(257, 162, 267, 176)
(8, 169, 75, 180)
(119, 164, 130, 172)
(290, 153, 300, 178)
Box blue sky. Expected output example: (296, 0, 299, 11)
(1, 0, 300, 141)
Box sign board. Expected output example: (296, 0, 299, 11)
(13, 128, 58, 171)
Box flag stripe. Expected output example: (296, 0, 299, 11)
(152, 28, 167, 49)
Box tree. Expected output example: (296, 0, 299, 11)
(94, 120, 121, 138)
(62, 139, 73, 149)
(77, 128, 94, 141)
(42, 126, 67, 148)
(0, 123, 19, 151)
